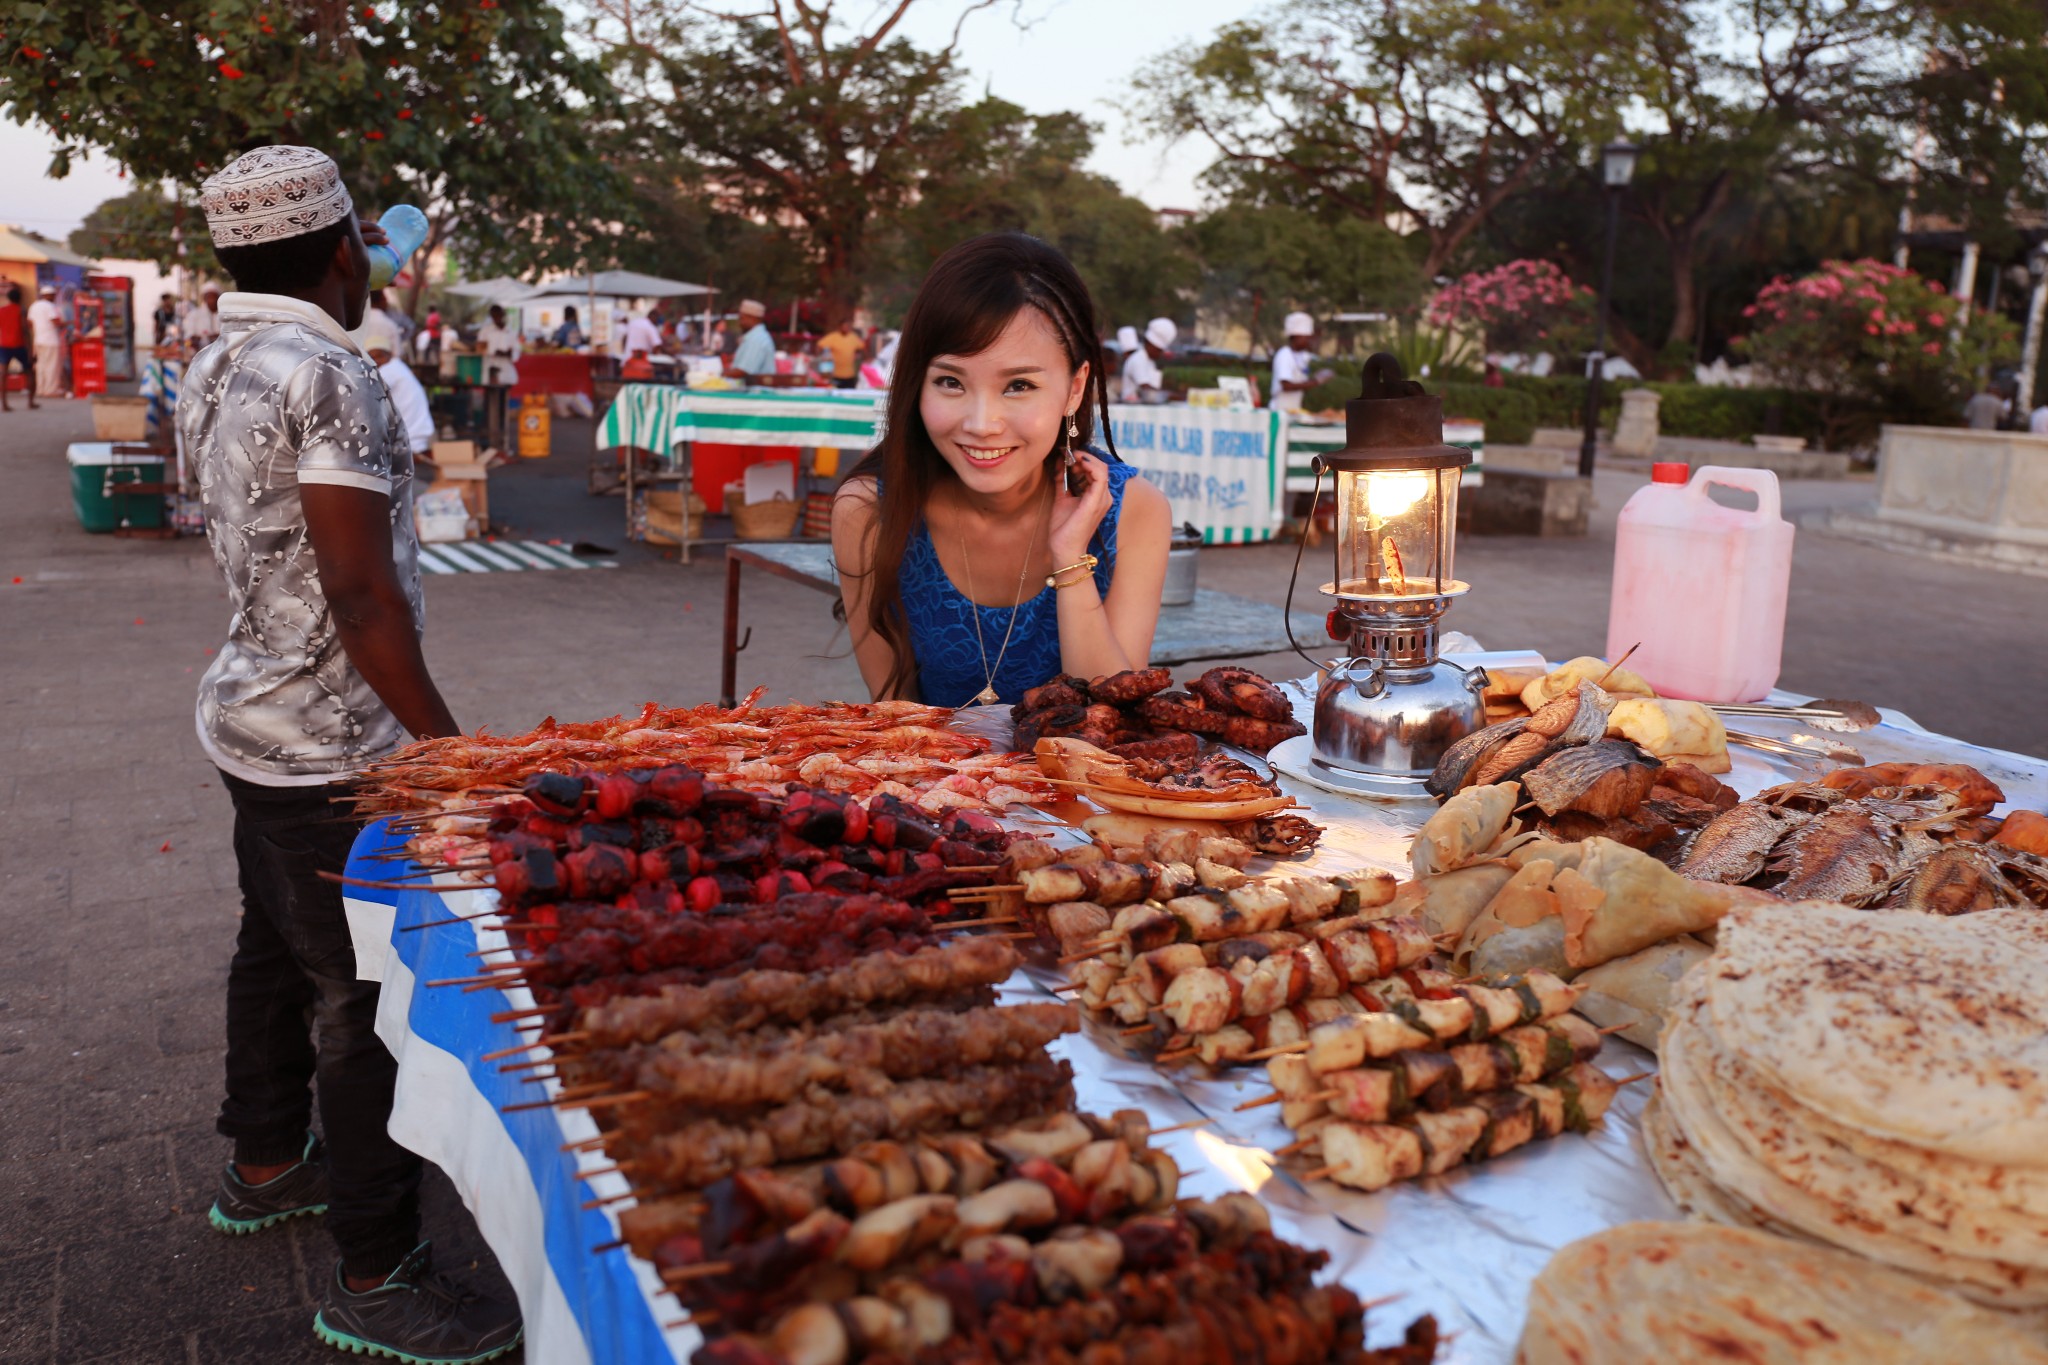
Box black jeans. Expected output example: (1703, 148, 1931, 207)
(217, 770, 422, 1279)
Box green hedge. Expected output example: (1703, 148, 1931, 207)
(1158, 361, 1536, 445)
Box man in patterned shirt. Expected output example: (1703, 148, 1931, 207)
(179, 146, 519, 1363)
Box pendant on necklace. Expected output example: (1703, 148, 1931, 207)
(972, 685, 1000, 707)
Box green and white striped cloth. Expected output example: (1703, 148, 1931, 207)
(596, 385, 885, 454)
(1282, 416, 1486, 495)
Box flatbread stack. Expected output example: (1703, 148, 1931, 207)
(1519, 1221, 2048, 1363)
(1646, 901, 2048, 1321)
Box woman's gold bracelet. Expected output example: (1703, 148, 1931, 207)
(1046, 554, 1099, 589)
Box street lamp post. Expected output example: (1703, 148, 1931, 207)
(1579, 141, 1641, 479)
(2017, 242, 2048, 423)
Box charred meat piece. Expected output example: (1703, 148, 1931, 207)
(1519, 741, 1662, 819)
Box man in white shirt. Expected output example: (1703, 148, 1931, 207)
(2031, 403, 2048, 435)
(730, 299, 776, 379)
(28, 285, 66, 398)
(186, 284, 223, 345)
(364, 336, 435, 456)
(621, 309, 663, 363)
(1271, 312, 1320, 412)
(476, 304, 521, 386)
(1120, 317, 1174, 402)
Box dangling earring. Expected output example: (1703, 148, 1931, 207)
(1064, 413, 1080, 456)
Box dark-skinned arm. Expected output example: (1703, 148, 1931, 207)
(301, 483, 458, 739)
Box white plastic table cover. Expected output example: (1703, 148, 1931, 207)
(343, 673, 2048, 1365)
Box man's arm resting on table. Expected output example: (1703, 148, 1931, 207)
(302, 483, 460, 740)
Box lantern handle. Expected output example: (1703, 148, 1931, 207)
(1283, 463, 1330, 674)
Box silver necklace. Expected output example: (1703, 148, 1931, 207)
(958, 493, 1045, 707)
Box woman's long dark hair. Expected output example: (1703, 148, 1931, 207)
(845, 233, 1119, 701)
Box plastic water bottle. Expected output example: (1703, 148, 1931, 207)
(365, 204, 430, 290)
(1605, 463, 1795, 702)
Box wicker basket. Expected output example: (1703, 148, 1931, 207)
(91, 396, 149, 441)
(731, 493, 800, 540)
(643, 489, 706, 546)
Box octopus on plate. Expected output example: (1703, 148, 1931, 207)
(1136, 692, 1234, 737)
(1190, 667, 1294, 723)
(1088, 668, 1173, 705)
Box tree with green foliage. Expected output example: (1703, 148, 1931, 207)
(1184, 204, 1425, 354)
(1132, 0, 1652, 278)
(67, 182, 216, 276)
(602, 0, 1001, 319)
(867, 96, 1195, 330)
(4, 0, 629, 311)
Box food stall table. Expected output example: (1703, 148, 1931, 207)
(597, 386, 886, 561)
(345, 678, 2048, 1364)
(714, 541, 1327, 707)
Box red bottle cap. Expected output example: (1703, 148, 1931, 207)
(1651, 462, 1689, 485)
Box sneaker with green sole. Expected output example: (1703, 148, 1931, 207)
(313, 1241, 522, 1364)
(209, 1132, 330, 1234)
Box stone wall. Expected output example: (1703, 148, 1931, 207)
(1875, 425, 2048, 545)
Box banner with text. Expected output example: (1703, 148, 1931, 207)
(1108, 404, 1281, 544)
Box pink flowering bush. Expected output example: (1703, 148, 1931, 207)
(1734, 260, 2016, 431)
(1428, 259, 1595, 355)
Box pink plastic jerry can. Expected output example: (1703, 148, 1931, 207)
(1605, 463, 1795, 702)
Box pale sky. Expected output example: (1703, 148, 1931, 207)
(0, 0, 1257, 239)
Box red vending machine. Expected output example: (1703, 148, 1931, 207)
(85, 274, 136, 380)
(70, 291, 107, 397)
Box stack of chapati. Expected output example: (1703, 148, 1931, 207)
(1645, 901, 2048, 1322)
(1520, 1222, 2048, 1363)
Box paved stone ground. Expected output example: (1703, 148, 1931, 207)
(4, 398, 2045, 1362)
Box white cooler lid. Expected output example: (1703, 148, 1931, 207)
(67, 442, 163, 467)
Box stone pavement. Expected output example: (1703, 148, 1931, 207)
(3, 398, 2046, 1363)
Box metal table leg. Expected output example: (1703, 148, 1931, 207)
(719, 551, 750, 708)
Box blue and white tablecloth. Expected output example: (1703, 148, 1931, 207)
(343, 819, 688, 1365)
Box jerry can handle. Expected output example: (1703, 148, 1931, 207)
(1686, 464, 1781, 523)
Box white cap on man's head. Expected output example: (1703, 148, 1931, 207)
(38, 284, 56, 295)
(739, 299, 766, 317)
(1144, 317, 1177, 350)
(199, 145, 355, 248)
(1117, 325, 1140, 352)
(1284, 311, 1315, 338)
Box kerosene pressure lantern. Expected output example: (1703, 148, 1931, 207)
(1293, 353, 1487, 796)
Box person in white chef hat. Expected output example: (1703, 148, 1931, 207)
(1271, 311, 1327, 412)
(1119, 316, 1175, 403)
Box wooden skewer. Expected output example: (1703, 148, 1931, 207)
(663, 1311, 718, 1329)
(428, 971, 525, 989)
(403, 909, 503, 931)
(1149, 1117, 1212, 1135)
(580, 1162, 633, 1180)
(492, 1006, 563, 1023)
(1594, 1023, 1634, 1036)
(1234, 1092, 1285, 1111)
(1155, 1048, 1197, 1065)
(467, 945, 517, 958)
(582, 1190, 636, 1210)
(948, 884, 1024, 897)
(995, 930, 1036, 941)
(1615, 1071, 1655, 1086)
(661, 1262, 733, 1283)
(520, 1071, 559, 1085)
(940, 916, 1017, 929)
(562, 1136, 608, 1153)
(1594, 643, 1641, 688)
(1300, 1165, 1335, 1181)
(1058, 942, 1119, 965)
(464, 976, 531, 993)
(323, 871, 456, 892)
(1361, 1293, 1406, 1312)
(561, 1090, 651, 1112)
(499, 1056, 557, 1073)
(1272, 1136, 1319, 1156)
(1118, 1024, 1156, 1037)
(544, 1030, 594, 1051)
(592, 1238, 625, 1254)
(1242, 1041, 1311, 1061)
(501, 1084, 609, 1114)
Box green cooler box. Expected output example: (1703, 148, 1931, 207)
(67, 442, 167, 533)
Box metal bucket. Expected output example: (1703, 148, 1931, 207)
(1162, 524, 1201, 606)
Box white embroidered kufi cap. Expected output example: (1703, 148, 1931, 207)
(1144, 317, 1177, 349)
(1284, 311, 1315, 337)
(200, 146, 355, 247)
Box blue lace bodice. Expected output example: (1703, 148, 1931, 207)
(903, 455, 1137, 707)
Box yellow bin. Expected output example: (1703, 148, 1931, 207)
(516, 400, 552, 458)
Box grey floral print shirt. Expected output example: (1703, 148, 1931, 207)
(180, 292, 423, 785)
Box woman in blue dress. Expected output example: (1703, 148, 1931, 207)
(833, 234, 1171, 705)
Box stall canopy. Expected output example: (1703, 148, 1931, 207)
(445, 276, 543, 307)
(520, 270, 714, 301)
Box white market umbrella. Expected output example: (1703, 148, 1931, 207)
(521, 270, 715, 300)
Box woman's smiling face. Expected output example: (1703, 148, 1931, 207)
(920, 306, 1089, 498)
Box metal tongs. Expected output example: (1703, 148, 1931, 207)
(1724, 729, 1865, 766)
(1707, 698, 1881, 733)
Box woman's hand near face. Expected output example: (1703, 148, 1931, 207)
(1049, 447, 1113, 565)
